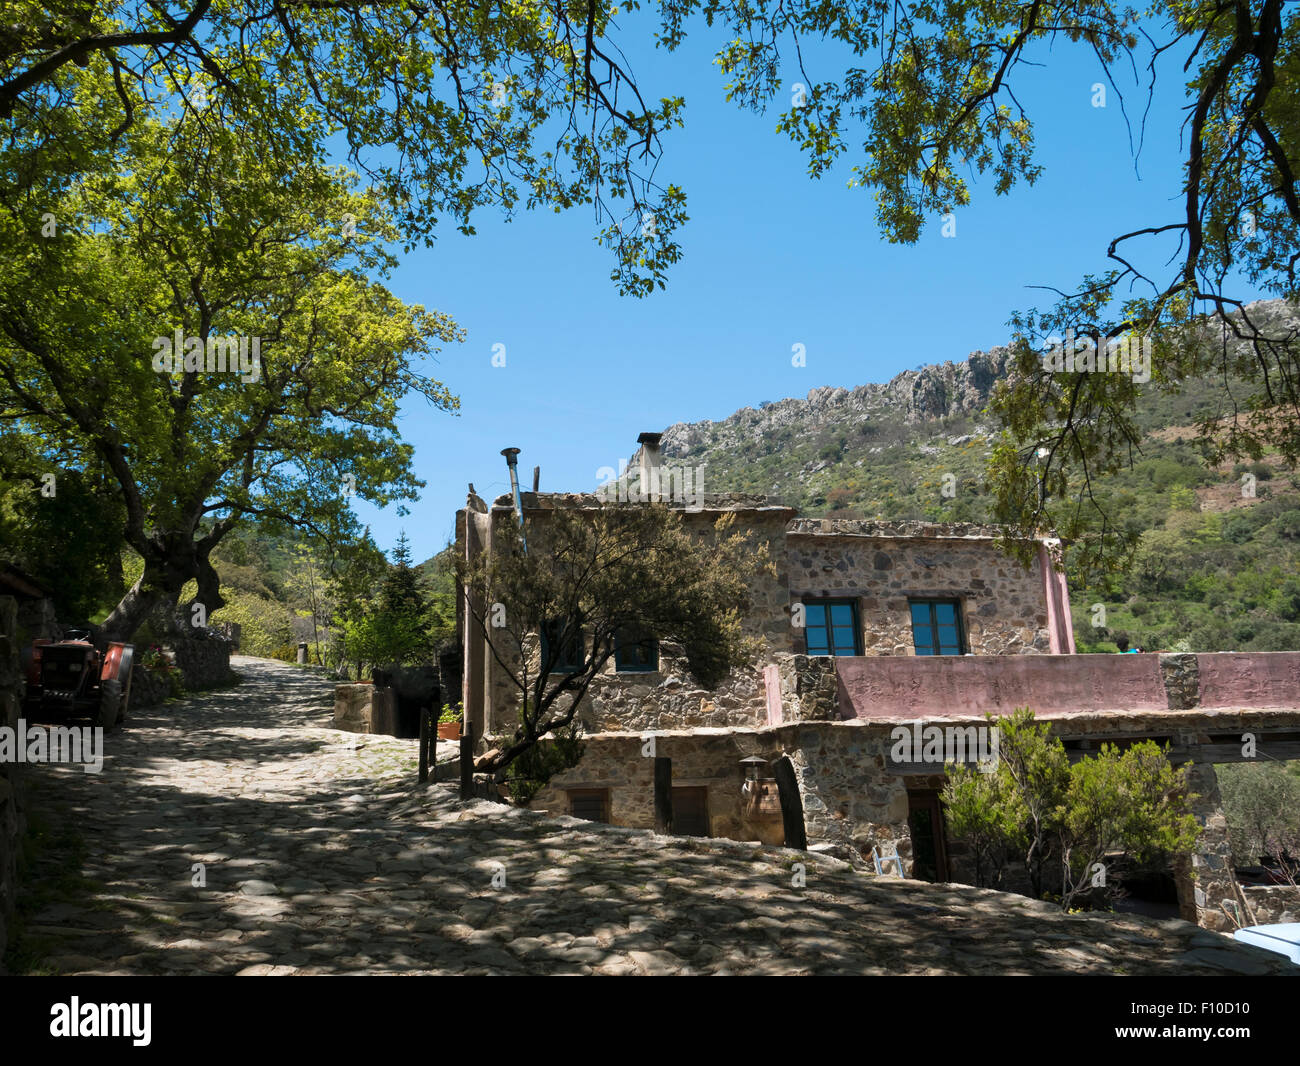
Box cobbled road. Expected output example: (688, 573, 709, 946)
(7, 656, 1297, 975)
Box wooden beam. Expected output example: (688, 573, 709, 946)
(418, 704, 430, 783)
(773, 756, 807, 850)
(1165, 742, 1300, 764)
(654, 757, 673, 834)
(460, 722, 474, 799)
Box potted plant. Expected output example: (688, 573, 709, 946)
(437, 704, 462, 741)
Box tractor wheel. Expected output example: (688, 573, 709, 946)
(118, 665, 132, 724)
(99, 678, 121, 730)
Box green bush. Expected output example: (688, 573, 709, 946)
(1218, 763, 1300, 872)
(943, 708, 1199, 910)
(210, 588, 293, 658)
(139, 645, 186, 699)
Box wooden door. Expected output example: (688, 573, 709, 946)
(907, 790, 950, 882)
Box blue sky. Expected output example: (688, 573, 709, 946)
(354, 17, 1208, 563)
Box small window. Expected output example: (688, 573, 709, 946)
(910, 600, 965, 655)
(614, 624, 658, 672)
(568, 788, 609, 823)
(802, 599, 862, 655)
(541, 617, 584, 673)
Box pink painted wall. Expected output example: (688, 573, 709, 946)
(1036, 541, 1077, 654)
(763, 663, 783, 725)
(835, 653, 1169, 720)
(1197, 653, 1300, 709)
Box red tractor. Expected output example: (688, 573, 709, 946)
(22, 629, 134, 729)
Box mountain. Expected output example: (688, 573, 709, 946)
(642, 304, 1300, 654)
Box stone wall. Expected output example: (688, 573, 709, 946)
(773, 655, 840, 722)
(774, 722, 913, 859)
(126, 637, 235, 711)
(464, 500, 1059, 738)
(1241, 885, 1300, 925)
(479, 499, 793, 737)
(1173, 762, 1240, 933)
(167, 636, 235, 690)
(127, 667, 172, 710)
(784, 522, 1054, 655)
(0, 596, 28, 963)
(487, 637, 773, 736)
(531, 730, 787, 845)
(334, 683, 377, 733)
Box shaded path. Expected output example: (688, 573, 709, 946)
(7, 657, 1295, 975)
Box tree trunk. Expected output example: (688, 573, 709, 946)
(100, 537, 212, 644)
(100, 571, 174, 644)
(654, 757, 673, 834)
(191, 547, 227, 623)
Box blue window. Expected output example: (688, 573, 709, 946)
(803, 599, 861, 656)
(615, 625, 658, 672)
(541, 617, 584, 673)
(910, 600, 965, 655)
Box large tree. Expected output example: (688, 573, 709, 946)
(0, 0, 685, 293)
(654, 0, 1300, 578)
(1, 1, 695, 636)
(0, 85, 458, 639)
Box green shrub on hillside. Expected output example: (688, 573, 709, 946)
(210, 588, 293, 658)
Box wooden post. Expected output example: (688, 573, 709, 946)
(773, 756, 807, 850)
(654, 757, 673, 834)
(460, 721, 474, 799)
(434, 707, 444, 785)
(417, 704, 429, 783)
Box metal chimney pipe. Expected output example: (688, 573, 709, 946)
(501, 447, 527, 552)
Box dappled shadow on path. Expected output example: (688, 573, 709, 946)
(9, 658, 1294, 976)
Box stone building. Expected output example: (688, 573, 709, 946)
(455, 433, 1300, 930)
(456, 434, 1071, 838)
(0, 565, 57, 646)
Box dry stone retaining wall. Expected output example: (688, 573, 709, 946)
(0, 596, 28, 963)
(1242, 886, 1300, 925)
(127, 637, 236, 711)
(531, 730, 787, 845)
(167, 637, 235, 690)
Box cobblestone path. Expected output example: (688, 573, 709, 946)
(7, 657, 1296, 975)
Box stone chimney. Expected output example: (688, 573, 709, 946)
(637, 431, 662, 501)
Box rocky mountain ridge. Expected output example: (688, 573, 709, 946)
(656, 345, 1014, 462)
